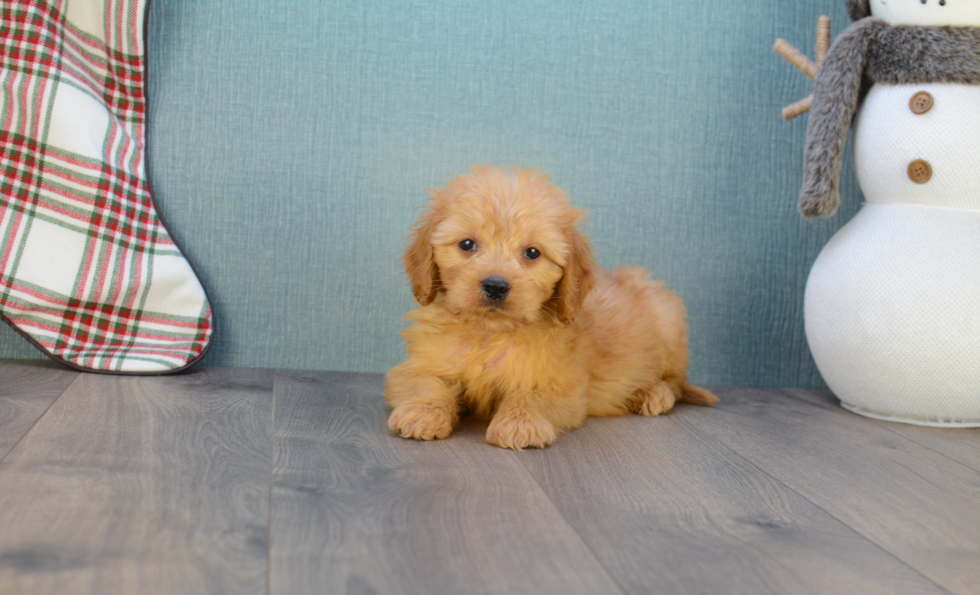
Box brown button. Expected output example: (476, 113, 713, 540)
(908, 159, 932, 184)
(909, 91, 933, 114)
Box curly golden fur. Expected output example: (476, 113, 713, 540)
(385, 166, 717, 449)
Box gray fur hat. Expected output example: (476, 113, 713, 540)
(846, 0, 871, 21)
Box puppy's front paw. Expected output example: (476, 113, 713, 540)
(486, 410, 557, 450)
(631, 382, 676, 417)
(388, 401, 456, 441)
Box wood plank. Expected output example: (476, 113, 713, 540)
(516, 409, 945, 595)
(0, 360, 77, 461)
(684, 387, 980, 595)
(786, 388, 980, 472)
(270, 370, 623, 595)
(0, 367, 274, 595)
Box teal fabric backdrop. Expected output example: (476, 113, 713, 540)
(0, 0, 863, 387)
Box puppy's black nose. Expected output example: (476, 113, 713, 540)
(481, 276, 510, 301)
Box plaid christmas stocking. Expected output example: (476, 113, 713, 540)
(0, 0, 214, 373)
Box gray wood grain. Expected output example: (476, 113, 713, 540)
(516, 408, 945, 595)
(684, 387, 980, 595)
(270, 370, 623, 595)
(1, 360, 974, 595)
(0, 360, 77, 461)
(0, 367, 274, 595)
(785, 388, 980, 472)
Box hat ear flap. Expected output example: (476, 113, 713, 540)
(403, 210, 441, 306)
(552, 224, 596, 325)
(846, 0, 871, 21)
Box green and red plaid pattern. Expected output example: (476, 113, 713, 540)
(0, 0, 214, 373)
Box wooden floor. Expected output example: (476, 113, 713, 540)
(0, 360, 976, 595)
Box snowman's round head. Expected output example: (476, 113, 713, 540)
(849, 0, 980, 26)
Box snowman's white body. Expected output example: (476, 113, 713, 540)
(804, 74, 980, 424)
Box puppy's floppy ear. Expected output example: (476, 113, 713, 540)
(403, 205, 441, 306)
(552, 222, 596, 325)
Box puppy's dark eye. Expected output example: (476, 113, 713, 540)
(459, 239, 476, 251)
(524, 247, 541, 260)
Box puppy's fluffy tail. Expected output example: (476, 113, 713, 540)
(677, 383, 719, 406)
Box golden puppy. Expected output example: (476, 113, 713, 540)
(385, 166, 717, 449)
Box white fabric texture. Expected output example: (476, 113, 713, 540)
(853, 84, 980, 211)
(870, 0, 980, 27)
(806, 202, 980, 425)
(807, 80, 980, 425)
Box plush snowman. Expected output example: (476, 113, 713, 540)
(792, 0, 980, 426)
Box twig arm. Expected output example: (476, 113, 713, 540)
(782, 95, 813, 121)
(816, 16, 831, 67)
(774, 39, 817, 79)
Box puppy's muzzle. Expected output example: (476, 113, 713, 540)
(480, 276, 510, 302)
